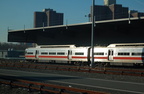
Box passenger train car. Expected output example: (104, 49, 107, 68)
(25, 43, 144, 66)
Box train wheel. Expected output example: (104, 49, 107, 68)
(70, 61, 75, 65)
(74, 62, 81, 66)
(95, 62, 107, 70)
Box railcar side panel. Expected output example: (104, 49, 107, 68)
(93, 48, 109, 62)
(25, 48, 37, 61)
(38, 48, 70, 61)
(111, 48, 144, 63)
(71, 47, 88, 62)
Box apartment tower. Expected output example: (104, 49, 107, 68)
(34, 9, 63, 28)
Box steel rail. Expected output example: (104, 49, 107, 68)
(0, 62, 144, 77)
(0, 76, 108, 94)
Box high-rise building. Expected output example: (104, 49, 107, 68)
(109, 4, 128, 19)
(90, 0, 144, 22)
(91, 4, 128, 21)
(104, 0, 116, 6)
(130, 10, 144, 18)
(91, 5, 112, 21)
(34, 9, 63, 28)
(90, 0, 128, 21)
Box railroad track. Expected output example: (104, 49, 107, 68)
(0, 75, 108, 94)
(0, 62, 144, 77)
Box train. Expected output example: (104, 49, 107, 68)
(25, 43, 144, 66)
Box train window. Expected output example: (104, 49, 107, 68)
(49, 52, 56, 55)
(118, 52, 130, 56)
(27, 52, 33, 54)
(132, 53, 144, 56)
(41, 52, 48, 55)
(94, 52, 104, 55)
(75, 52, 84, 55)
(57, 52, 65, 55)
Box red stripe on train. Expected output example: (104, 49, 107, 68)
(25, 55, 143, 61)
(39, 56, 68, 58)
(72, 56, 108, 59)
(72, 56, 87, 59)
(94, 57, 108, 59)
(114, 57, 143, 60)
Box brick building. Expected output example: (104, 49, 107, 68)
(90, 0, 144, 21)
(91, 0, 128, 21)
(34, 9, 63, 28)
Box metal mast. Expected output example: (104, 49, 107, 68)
(91, 0, 95, 68)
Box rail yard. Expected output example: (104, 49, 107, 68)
(0, 58, 144, 94)
(1, 0, 144, 94)
(1, 43, 144, 94)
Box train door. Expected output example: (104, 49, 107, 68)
(108, 49, 114, 61)
(87, 47, 91, 63)
(68, 50, 72, 60)
(35, 50, 39, 59)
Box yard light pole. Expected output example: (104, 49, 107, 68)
(91, 0, 95, 68)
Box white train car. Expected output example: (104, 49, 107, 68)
(70, 47, 89, 62)
(25, 45, 90, 64)
(25, 47, 39, 61)
(25, 43, 144, 66)
(93, 47, 108, 62)
(106, 43, 144, 66)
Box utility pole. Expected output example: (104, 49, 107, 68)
(91, 0, 95, 68)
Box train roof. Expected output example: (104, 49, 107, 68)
(107, 43, 144, 47)
(36, 45, 76, 48)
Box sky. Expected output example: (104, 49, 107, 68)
(0, 0, 144, 42)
